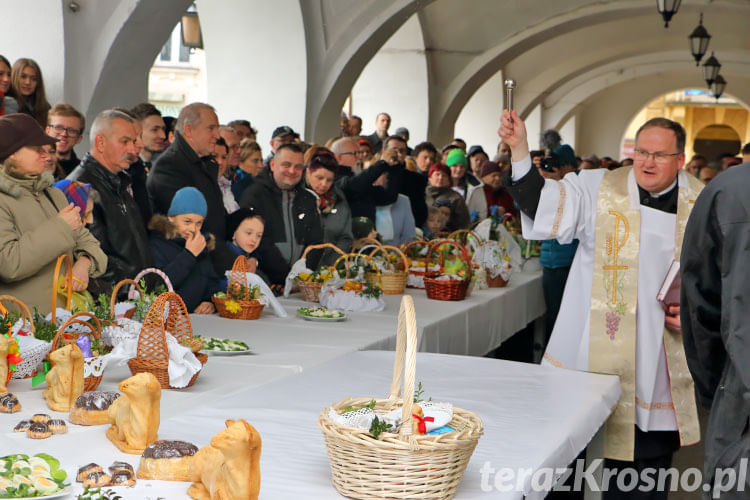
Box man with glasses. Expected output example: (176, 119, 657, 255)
(500, 114, 704, 499)
(239, 143, 323, 286)
(46, 103, 85, 175)
(219, 125, 242, 173)
(330, 137, 357, 178)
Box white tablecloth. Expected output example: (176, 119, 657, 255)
(189, 268, 544, 372)
(2, 351, 618, 499)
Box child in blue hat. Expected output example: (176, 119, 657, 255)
(148, 187, 224, 313)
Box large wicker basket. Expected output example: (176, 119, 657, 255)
(50, 313, 104, 392)
(212, 256, 265, 320)
(423, 240, 472, 301)
(366, 245, 408, 295)
(318, 296, 483, 499)
(127, 292, 207, 389)
(296, 243, 344, 303)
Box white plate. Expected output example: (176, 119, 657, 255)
(22, 487, 72, 499)
(296, 312, 347, 322)
(200, 348, 254, 356)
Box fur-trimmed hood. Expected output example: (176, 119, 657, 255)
(148, 214, 216, 251)
(0, 166, 55, 198)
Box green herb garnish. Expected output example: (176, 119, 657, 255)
(369, 416, 392, 438)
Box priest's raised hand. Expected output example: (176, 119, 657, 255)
(497, 110, 528, 160)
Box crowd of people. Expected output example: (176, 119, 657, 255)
(3, 54, 750, 498)
(2, 55, 749, 319)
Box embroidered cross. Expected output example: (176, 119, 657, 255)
(602, 210, 629, 305)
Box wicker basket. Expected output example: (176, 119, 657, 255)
(332, 253, 380, 287)
(485, 272, 509, 288)
(401, 240, 431, 289)
(367, 245, 408, 295)
(50, 254, 73, 325)
(127, 292, 207, 389)
(295, 243, 344, 303)
(423, 240, 472, 301)
(1, 295, 47, 381)
(0, 295, 35, 384)
(212, 256, 265, 320)
(352, 237, 383, 255)
(318, 296, 483, 499)
(50, 313, 104, 392)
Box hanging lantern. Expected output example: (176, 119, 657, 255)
(712, 75, 726, 100)
(688, 13, 711, 66)
(656, 0, 681, 27)
(702, 52, 721, 88)
(181, 11, 203, 49)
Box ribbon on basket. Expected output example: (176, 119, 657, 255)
(412, 413, 434, 434)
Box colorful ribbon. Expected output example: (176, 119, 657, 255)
(412, 413, 434, 434)
(32, 361, 51, 387)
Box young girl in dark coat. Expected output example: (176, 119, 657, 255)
(226, 207, 291, 294)
(148, 187, 224, 313)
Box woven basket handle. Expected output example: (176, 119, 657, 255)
(110, 279, 142, 318)
(0, 295, 35, 334)
(369, 245, 408, 272)
(401, 240, 430, 264)
(50, 254, 73, 324)
(132, 268, 175, 295)
(51, 313, 101, 352)
(332, 253, 380, 279)
(227, 256, 250, 299)
(301, 243, 344, 259)
(136, 292, 192, 365)
(426, 239, 472, 282)
(386, 295, 418, 437)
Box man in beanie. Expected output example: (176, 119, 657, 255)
(0, 113, 106, 313)
(467, 145, 489, 179)
(69, 109, 151, 292)
(445, 148, 479, 199)
(147, 187, 223, 313)
(466, 159, 517, 220)
(424, 163, 469, 231)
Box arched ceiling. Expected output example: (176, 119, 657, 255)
(415, 0, 750, 144)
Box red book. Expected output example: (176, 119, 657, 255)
(657, 260, 680, 312)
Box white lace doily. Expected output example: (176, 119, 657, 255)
(320, 277, 386, 312)
(11, 335, 51, 379)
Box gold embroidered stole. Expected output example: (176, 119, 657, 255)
(589, 167, 702, 461)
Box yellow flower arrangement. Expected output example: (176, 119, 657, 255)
(224, 300, 242, 314)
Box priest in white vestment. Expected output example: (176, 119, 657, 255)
(499, 111, 702, 499)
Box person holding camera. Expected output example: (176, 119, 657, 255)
(534, 145, 580, 347)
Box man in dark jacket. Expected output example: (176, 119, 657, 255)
(68, 109, 151, 289)
(681, 162, 750, 497)
(239, 143, 323, 285)
(383, 135, 427, 227)
(147, 102, 235, 273)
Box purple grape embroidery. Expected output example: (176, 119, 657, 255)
(606, 311, 621, 340)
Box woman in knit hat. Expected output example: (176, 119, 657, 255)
(148, 187, 224, 314)
(466, 159, 518, 220)
(0, 113, 107, 313)
(445, 148, 480, 199)
(424, 162, 470, 231)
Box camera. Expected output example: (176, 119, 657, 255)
(540, 153, 561, 172)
